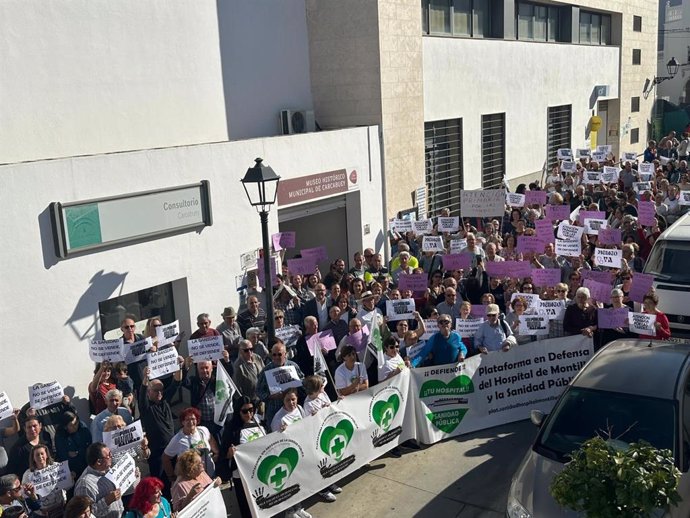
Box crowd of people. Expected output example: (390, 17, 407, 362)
(1, 136, 685, 518)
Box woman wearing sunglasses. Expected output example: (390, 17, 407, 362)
(378, 337, 411, 382)
(218, 396, 266, 518)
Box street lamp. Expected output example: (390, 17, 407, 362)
(241, 157, 281, 343)
(643, 57, 680, 99)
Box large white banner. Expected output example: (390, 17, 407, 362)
(235, 372, 415, 518)
(177, 484, 227, 518)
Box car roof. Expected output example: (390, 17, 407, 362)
(658, 212, 690, 241)
(572, 339, 690, 400)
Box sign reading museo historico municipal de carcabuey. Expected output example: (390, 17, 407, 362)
(49, 181, 212, 258)
(276, 168, 359, 207)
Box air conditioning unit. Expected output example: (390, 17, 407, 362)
(279, 109, 316, 135)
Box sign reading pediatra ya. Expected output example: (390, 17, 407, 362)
(277, 168, 359, 207)
(50, 181, 213, 258)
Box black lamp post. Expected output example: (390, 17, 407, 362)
(241, 158, 281, 344)
(643, 57, 680, 99)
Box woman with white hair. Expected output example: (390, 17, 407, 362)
(563, 287, 598, 337)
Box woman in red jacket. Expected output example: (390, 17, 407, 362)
(638, 292, 671, 340)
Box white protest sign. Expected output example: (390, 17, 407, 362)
(555, 238, 581, 257)
(582, 171, 601, 184)
(146, 347, 180, 380)
(422, 236, 445, 253)
(557, 148, 573, 160)
(240, 249, 259, 271)
(510, 292, 541, 313)
(29, 381, 64, 410)
(638, 162, 654, 174)
(412, 219, 433, 235)
(103, 420, 145, 454)
(275, 325, 301, 347)
(660, 156, 671, 165)
(557, 222, 584, 241)
(392, 219, 413, 233)
(584, 218, 607, 235)
(455, 318, 484, 337)
(437, 217, 460, 233)
(597, 145, 612, 154)
(89, 338, 125, 363)
(123, 337, 153, 365)
(461, 190, 505, 217)
(177, 483, 227, 518)
(506, 193, 525, 207)
(591, 151, 606, 162)
(416, 185, 427, 220)
(622, 152, 637, 162)
(560, 161, 576, 173)
(633, 181, 652, 193)
(628, 312, 657, 335)
(0, 392, 13, 421)
(265, 365, 303, 395)
(680, 191, 690, 206)
(450, 239, 467, 254)
(601, 166, 619, 183)
(187, 335, 225, 362)
(29, 460, 73, 498)
(518, 314, 550, 335)
(105, 453, 137, 492)
(638, 172, 653, 182)
(386, 299, 416, 321)
(576, 148, 591, 159)
(421, 319, 439, 340)
(156, 320, 180, 347)
(538, 300, 566, 320)
(594, 248, 622, 268)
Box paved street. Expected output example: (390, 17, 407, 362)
(220, 419, 538, 518)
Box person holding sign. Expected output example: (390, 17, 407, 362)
(162, 408, 219, 484)
(88, 363, 117, 416)
(91, 390, 133, 443)
(120, 317, 147, 391)
(474, 305, 517, 353)
(0, 409, 20, 477)
(638, 293, 671, 341)
(170, 450, 221, 513)
(74, 443, 123, 518)
(379, 337, 411, 382)
(21, 444, 66, 516)
(123, 477, 171, 518)
(410, 314, 466, 367)
(256, 341, 305, 427)
(505, 298, 534, 345)
(55, 412, 91, 482)
(7, 416, 52, 479)
(335, 345, 369, 396)
(103, 416, 148, 503)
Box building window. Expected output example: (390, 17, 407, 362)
(425, 119, 464, 216)
(99, 281, 176, 339)
(547, 105, 572, 169)
(422, 0, 491, 37)
(632, 48, 641, 65)
(631, 128, 639, 144)
(516, 2, 561, 42)
(481, 113, 505, 190)
(633, 15, 642, 32)
(631, 97, 640, 113)
(580, 10, 611, 45)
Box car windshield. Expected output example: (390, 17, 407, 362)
(535, 387, 676, 463)
(644, 240, 690, 284)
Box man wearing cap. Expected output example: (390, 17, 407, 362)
(474, 304, 517, 353)
(217, 307, 242, 362)
(410, 313, 466, 367)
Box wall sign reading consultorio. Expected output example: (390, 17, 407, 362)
(49, 181, 212, 258)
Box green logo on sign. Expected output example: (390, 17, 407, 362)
(65, 204, 103, 250)
(319, 419, 354, 461)
(257, 447, 299, 492)
(419, 375, 474, 398)
(425, 409, 469, 433)
(372, 394, 400, 432)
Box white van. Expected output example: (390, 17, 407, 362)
(644, 212, 690, 337)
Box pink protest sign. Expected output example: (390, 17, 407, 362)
(597, 307, 630, 329)
(306, 329, 337, 356)
(397, 273, 428, 292)
(598, 228, 622, 246)
(580, 269, 614, 285)
(257, 257, 279, 288)
(535, 220, 554, 242)
(301, 246, 328, 262)
(578, 210, 606, 225)
(584, 279, 613, 302)
(517, 236, 543, 254)
(345, 326, 370, 352)
(271, 231, 296, 251)
(531, 268, 561, 287)
(485, 260, 531, 278)
(442, 254, 472, 271)
(638, 201, 656, 226)
(470, 305, 488, 318)
(545, 205, 571, 221)
(525, 190, 548, 206)
(629, 272, 655, 303)
(287, 257, 317, 276)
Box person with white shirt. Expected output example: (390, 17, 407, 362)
(378, 337, 410, 382)
(335, 345, 369, 396)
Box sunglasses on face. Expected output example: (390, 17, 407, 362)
(438, 320, 451, 325)
(243, 347, 253, 352)
(387, 345, 400, 349)
(240, 407, 255, 414)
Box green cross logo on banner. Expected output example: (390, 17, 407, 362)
(319, 419, 355, 461)
(257, 447, 299, 492)
(372, 394, 401, 432)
